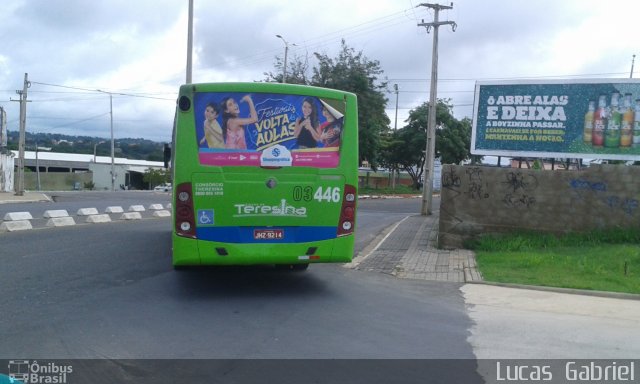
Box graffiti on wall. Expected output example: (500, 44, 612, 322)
(501, 172, 538, 208)
(569, 178, 639, 216)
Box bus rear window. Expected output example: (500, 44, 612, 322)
(193, 92, 345, 168)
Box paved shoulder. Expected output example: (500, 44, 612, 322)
(347, 214, 481, 283)
(462, 284, 640, 359)
(0, 192, 51, 204)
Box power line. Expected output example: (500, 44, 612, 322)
(30, 81, 175, 101)
(42, 112, 111, 130)
(207, 7, 418, 70)
(388, 72, 629, 82)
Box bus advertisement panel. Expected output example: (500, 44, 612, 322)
(195, 92, 344, 168)
(172, 83, 358, 270)
(471, 79, 640, 160)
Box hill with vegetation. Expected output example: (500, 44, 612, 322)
(5, 131, 167, 161)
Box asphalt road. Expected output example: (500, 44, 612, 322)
(3, 192, 637, 382)
(0, 196, 479, 382)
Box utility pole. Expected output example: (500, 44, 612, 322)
(392, 84, 399, 189)
(394, 84, 399, 130)
(96, 90, 116, 191)
(418, 3, 456, 215)
(109, 93, 115, 192)
(11, 73, 30, 196)
(631, 54, 636, 78)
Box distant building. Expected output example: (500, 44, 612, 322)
(11, 150, 165, 190)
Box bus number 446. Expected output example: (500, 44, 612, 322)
(314, 187, 341, 203)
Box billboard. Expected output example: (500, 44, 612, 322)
(471, 79, 640, 160)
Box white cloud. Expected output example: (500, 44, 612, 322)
(1, 0, 639, 142)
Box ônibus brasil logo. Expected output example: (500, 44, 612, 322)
(7, 360, 73, 384)
(234, 199, 306, 217)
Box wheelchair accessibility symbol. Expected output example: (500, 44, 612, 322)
(198, 209, 214, 225)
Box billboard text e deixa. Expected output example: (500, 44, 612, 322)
(472, 79, 640, 161)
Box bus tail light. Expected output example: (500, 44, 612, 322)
(337, 184, 357, 237)
(175, 182, 196, 238)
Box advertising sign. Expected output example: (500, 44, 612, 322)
(194, 92, 344, 168)
(471, 79, 640, 160)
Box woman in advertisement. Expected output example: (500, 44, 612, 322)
(294, 97, 320, 149)
(199, 102, 224, 148)
(319, 104, 342, 148)
(221, 95, 257, 150)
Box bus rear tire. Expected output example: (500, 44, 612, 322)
(292, 263, 309, 271)
(276, 263, 309, 271)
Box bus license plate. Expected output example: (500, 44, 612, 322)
(253, 229, 284, 240)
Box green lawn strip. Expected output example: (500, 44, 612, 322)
(476, 245, 640, 294)
(359, 185, 419, 195)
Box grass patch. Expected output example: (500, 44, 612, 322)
(359, 185, 419, 195)
(469, 230, 640, 294)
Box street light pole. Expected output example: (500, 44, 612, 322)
(392, 84, 399, 189)
(93, 140, 106, 163)
(97, 90, 116, 192)
(35, 142, 40, 191)
(276, 34, 292, 83)
(109, 92, 114, 192)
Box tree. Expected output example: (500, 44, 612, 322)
(143, 168, 170, 188)
(265, 40, 389, 168)
(312, 41, 389, 168)
(382, 99, 472, 188)
(435, 116, 472, 165)
(263, 53, 310, 85)
(382, 125, 425, 189)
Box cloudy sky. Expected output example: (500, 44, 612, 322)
(1, 0, 638, 143)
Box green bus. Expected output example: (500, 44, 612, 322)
(171, 82, 358, 270)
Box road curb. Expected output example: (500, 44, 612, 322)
(466, 280, 640, 301)
(0, 203, 172, 232)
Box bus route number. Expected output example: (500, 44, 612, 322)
(293, 186, 341, 203)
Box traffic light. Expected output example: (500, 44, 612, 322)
(163, 143, 171, 169)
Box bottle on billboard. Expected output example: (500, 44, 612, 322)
(583, 100, 595, 143)
(620, 93, 634, 147)
(604, 92, 621, 148)
(592, 94, 607, 147)
(634, 99, 640, 147)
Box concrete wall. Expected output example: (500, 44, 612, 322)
(89, 163, 130, 190)
(0, 153, 14, 192)
(23, 172, 93, 191)
(438, 164, 640, 249)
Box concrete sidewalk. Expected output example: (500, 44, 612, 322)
(0, 191, 51, 204)
(346, 204, 482, 283)
(347, 198, 640, 302)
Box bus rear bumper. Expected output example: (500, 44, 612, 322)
(172, 234, 354, 267)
